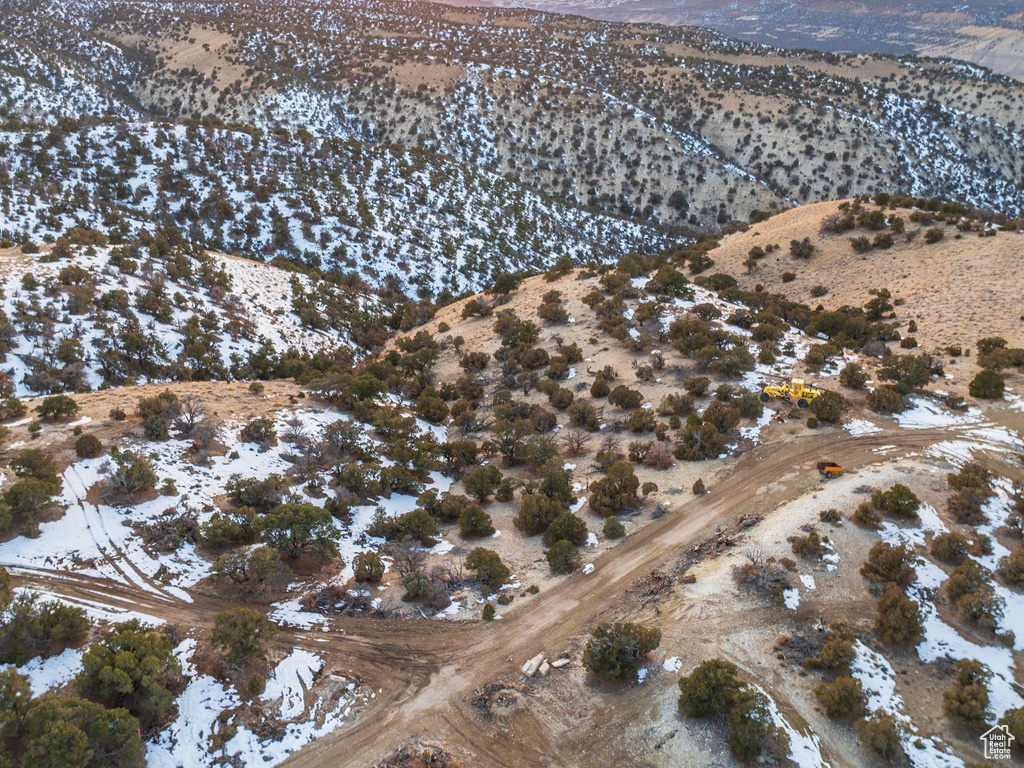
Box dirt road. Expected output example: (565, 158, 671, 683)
(8, 423, 1006, 767)
(282, 425, 959, 768)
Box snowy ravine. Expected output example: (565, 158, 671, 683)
(148, 640, 369, 768)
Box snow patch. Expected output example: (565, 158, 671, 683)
(14, 647, 84, 696)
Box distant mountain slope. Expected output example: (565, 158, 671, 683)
(444, 0, 1024, 80)
(1, 0, 1023, 297)
(0, 122, 664, 296)
(0, 38, 140, 123)
(90, 0, 1024, 222)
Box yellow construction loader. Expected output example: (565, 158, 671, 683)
(759, 378, 821, 408)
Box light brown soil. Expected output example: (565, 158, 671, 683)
(710, 200, 1024, 388)
(917, 25, 1024, 80)
(390, 62, 466, 90)
(11, 416, 991, 767)
(1, 379, 304, 468)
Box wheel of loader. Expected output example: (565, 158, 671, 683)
(797, 398, 809, 408)
(759, 392, 770, 402)
(824, 470, 835, 479)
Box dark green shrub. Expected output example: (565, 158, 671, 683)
(871, 484, 920, 519)
(74, 434, 102, 459)
(464, 548, 510, 595)
(35, 395, 78, 421)
(860, 542, 916, 587)
(999, 707, 1024, 758)
(353, 551, 385, 583)
(546, 540, 580, 573)
(970, 369, 1005, 400)
(946, 560, 989, 603)
(812, 622, 857, 671)
(931, 532, 969, 565)
(788, 529, 824, 559)
(588, 462, 639, 517)
(543, 512, 588, 547)
(683, 376, 710, 397)
(239, 417, 277, 448)
(76, 619, 178, 723)
(874, 586, 923, 646)
(463, 465, 503, 502)
(458, 505, 496, 538)
(859, 713, 905, 762)
(513, 493, 563, 535)
(608, 385, 643, 410)
(603, 516, 626, 539)
(866, 387, 905, 414)
(818, 508, 842, 525)
(582, 622, 661, 680)
(211, 608, 278, 662)
(839, 363, 868, 389)
(809, 390, 850, 424)
(0, 593, 89, 665)
(678, 658, 786, 763)
(247, 674, 266, 696)
(943, 659, 991, 727)
(815, 677, 866, 720)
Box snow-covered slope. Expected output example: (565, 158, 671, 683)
(0, 122, 668, 297)
(0, 243, 371, 394)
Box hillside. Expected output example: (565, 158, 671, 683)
(0, 238, 379, 395)
(709, 198, 1024, 378)
(0, 0, 1023, 300)
(0, 122, 664, 297)
(2, 238, 1023, 767)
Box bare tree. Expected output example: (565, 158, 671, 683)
(454, 409, 491, 437)
(288, 438, 327, 476)
(599, 436, 622, 456)
(388, 541, 427, 579)
(439, 555, 466, 585)
(190, 417, 223, 449)
(643, 441, 673, 469)
(517, 371, 539, 395)
(282, 415, 308, 445)
(321, 419, 365, 460)
(173, 394, 207, 438)
(562, 428, 590, 457)
(732, 546, 793, 603)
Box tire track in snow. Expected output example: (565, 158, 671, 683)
(62, 463, 178, 603)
